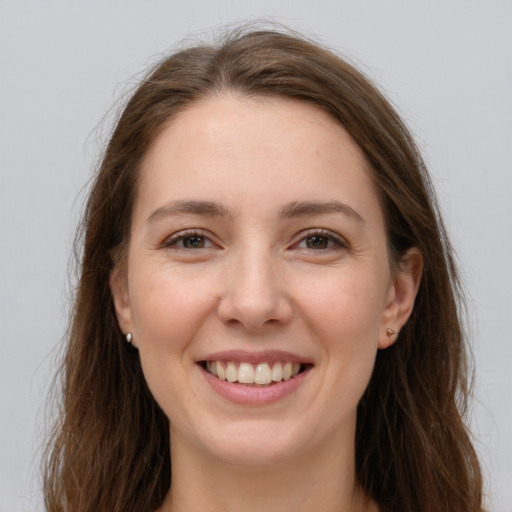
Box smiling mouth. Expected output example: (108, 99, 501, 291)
(201, 361, 309, 386)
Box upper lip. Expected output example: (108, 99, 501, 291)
(198, 350, 314, 365)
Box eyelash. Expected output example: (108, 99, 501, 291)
(162, 229, 215, 250)
(293, 228, 348, 251)
(161, 228, 348, 251)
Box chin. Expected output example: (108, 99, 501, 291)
(196, 420, 308, 468)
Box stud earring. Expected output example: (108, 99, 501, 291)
(126, 332, 133, 343)
(386, 328, 396, 337)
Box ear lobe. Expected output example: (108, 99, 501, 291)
(109, 267, 133, 335)
(379, 247, 423, 349)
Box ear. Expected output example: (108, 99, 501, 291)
(109, 266, 135, 343)
(379, 247, 423, 349)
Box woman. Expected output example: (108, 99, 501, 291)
(44, 27, 484, 512)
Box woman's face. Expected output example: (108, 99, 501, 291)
(111, 95, 420, 466)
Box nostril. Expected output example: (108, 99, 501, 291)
(217, 299, 293, 331)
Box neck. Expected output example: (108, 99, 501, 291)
(157, 429, 377, 512)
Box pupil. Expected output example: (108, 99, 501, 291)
(184, 236, 204, 248)
(307, 236, 328, 249)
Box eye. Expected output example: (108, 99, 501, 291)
(303, 234, 332, 250)
(294, 229, 347, 251)
(162, 230, 215, 250)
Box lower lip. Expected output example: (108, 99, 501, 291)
(200, 365, 311, 405)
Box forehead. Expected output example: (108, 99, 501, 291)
(147, 94, 367, 169)
(135, 94, 383, 228)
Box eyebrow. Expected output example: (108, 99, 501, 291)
(279, 200, 365, 223)
(147, 199, 364, 224)
(147, 200, 231, 223)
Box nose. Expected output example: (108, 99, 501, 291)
(217, 245, 293, 331)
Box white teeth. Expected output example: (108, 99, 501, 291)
(283, 362, 293, 380)
(225, 362, 238, 382)
(271, 361, 283, 382)
(254, 363, 272, 384)
(206, 360, 303, 385)
(238, 362, 255, 383)
(216, 361, 225, 380)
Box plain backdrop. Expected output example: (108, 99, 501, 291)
(1, 1, 511, 511)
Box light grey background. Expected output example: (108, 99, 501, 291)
(1, 1, 511, 511)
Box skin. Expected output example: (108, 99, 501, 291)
(110, 94, 422, 512)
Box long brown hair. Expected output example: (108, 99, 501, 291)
(44, 26, 483, 512)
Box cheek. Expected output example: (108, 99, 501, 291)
(128, 268, 216, 418)
(296, 271, 385, 400)
(129, 265, 216, 355)
(298, 270, 385, 344)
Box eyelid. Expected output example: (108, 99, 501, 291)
(161, 229, 218, 249)
(292, 228, 349, 250)
(160, 227, 348, 251)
